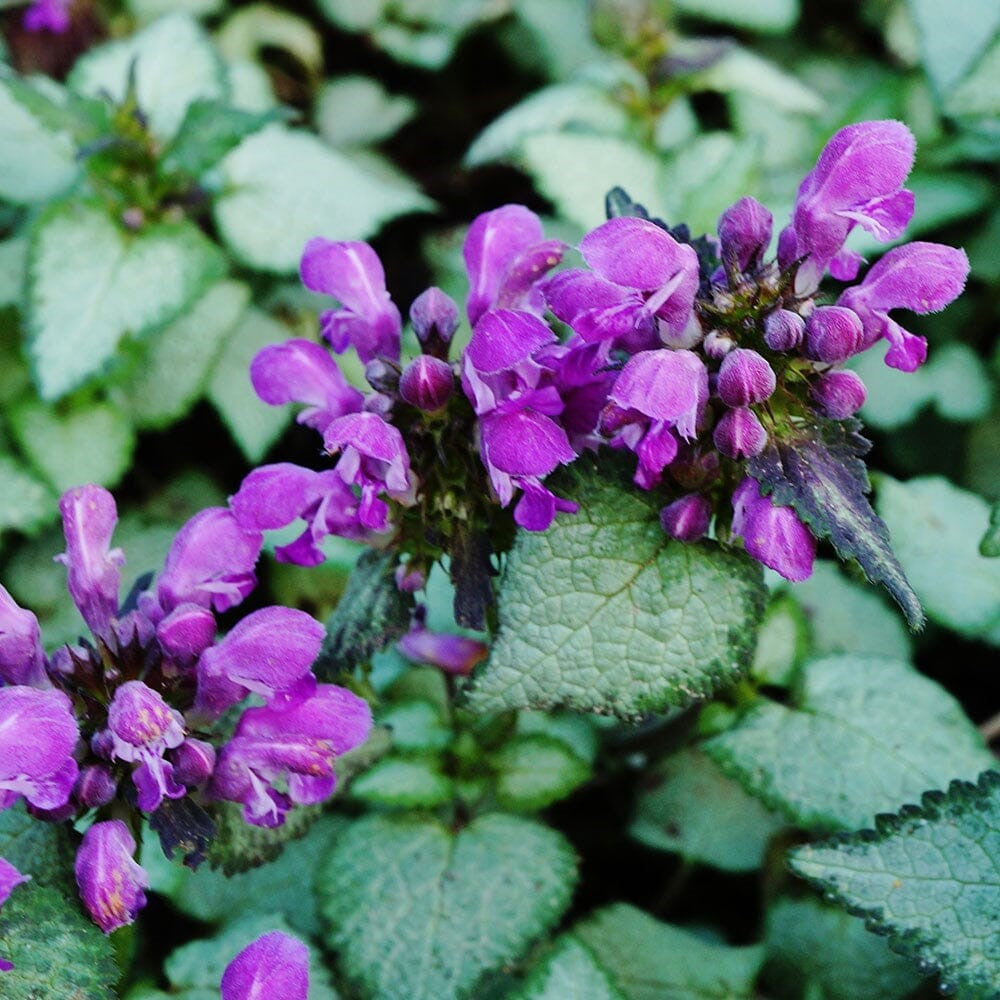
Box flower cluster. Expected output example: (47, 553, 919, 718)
(235, 119, 968, 590)
(0, 485, 371, 940)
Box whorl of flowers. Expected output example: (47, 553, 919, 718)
(235, 119, 968, 592)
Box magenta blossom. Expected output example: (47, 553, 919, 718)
(23, 0, 71, 32)
(0, 858, 30, 972)
(398, 624, 488, 675)
(731, 478, 815, 582)
(0, 585, 48, 688)
(74, 820, 148, 934)
(221, 931, 309, 1000)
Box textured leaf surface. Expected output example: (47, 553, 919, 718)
(214, 127, 431, 273)
(876, 475, 1000, 642)
(494, 734, 591, 812)
(318, 812, 577, 1000)
(379, 699, 452, 752)
(317, 549, 413, 678)
(0, 805, 75, 891)
(350, 756, 454, 808)
(765, 897, 924, 1000)
(68, 13, 226, 139)
(512, 936, 625, 1000)
(0, 455, 55, 535)
(790, 770, 1000, 999)
(207, 801, 321, 876)
(748, 419, 922, 628)
(316, 76, 416, 147)
(631, 747, 784, 872)
(575, 903, 765, 1000)
(110, 280, 250, 429)
(206, 305, 293, 461)
(0, 883, 118, 999)
(28, 202, 224, 400)
(704, 655, 994, 831)
(466, 467, 765, 718)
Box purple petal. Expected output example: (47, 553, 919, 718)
(107, 681, 184, 752)
(325, 412, 411, 494)
(55, 485, 124, 638)
(810, 370, 867, 419)
(481, 409, 575, 477)
(221, 931, 309, 1000)
(74, 820, 148, 934)
(514, 481, 577, 531)
(717, 349, 776, 407)
(230, 464, 321, 532)
(717, 196, 773, 272)
(463, 205, 545, 326)
(634, 423, 679, 489)
(731, 478, 815, 582)
(466, 309, 555, 375)
(0, 585, 48, 688)
(580, 218, 693, 290)
(660, 493, 712, 542)
(397, 626, 488, 675)
(609, 350, 708, 439)
(410, 286, 460, 352)
(23, 0, 70, 32)
(713, 407, 767, 460)
(156, 604, 217, 665)
(0, 858, 29, 908)
(496, 239, 566, 312)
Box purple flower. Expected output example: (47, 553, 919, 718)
(0, 585, 48, 688)
(155, 603, 217, 667)
(250, 339, 364, 432)
(171, 738, 216, 787)
(399, 355, 454, 412)
(717, 196, 773, 274)
(463, 205, 563, 326)
(23, 0, 71, 32)
(660, 493, 712, 542)
(0, 858, 29, 973)
(55, 486, 124, 639)
(779, 120, 916, 293)
(211, 683, 372, 827)
(731, 477, 815, 582)
(411, 286, 460, 357)
(74, 820, 148, 934)
(155, 508, 262, 617)
(300, 239, 402, 363)
(837, 242, 970, 371)
(397, 625, 488, 675)
(717, 349, 776, 407)
(810, 370, 867, 419)
(195, 607, 325, 718)
(0, 686, 78, 812)
(221, 931, 309, 1000)
(763, 309, 805, 352)
(804, 306, 864, 364)
(713, 407, 767, 459)
(104, 681, 185, 812)
(323, 412, 412, 531)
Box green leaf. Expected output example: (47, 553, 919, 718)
(165, 912, 340, 998)
(0, 455, 56, 536)
(631, 746, 784, 872)
(876, 475, 1000, 642)
(906, 0, 1000, 97)
(466, 83, 630, 167)
(691, 45, 822, 113)
(205, 305, 293, 461)
(466, 465, 765, 719)
(750, 592, 809, 686)
(981, 501, 1000, 558)
(213, 127, 432, 274)
(945, 35, 1000, 117)
(318, 812, 577, 1000)
(747, 418, 923, 629)
(575, 904, 765, 1000)
(314, 0, 384, 32)
(0, 236, 27, 308)
(27, 201, 225, 400)
(10, 399, 135, 494)
(789, 561, 912, 661)
(789, 769, 1000, 999)
(128, 0, 223, 23)
(161, 100, 286, 178)
(316, 76, 417, 147)
(379, 699, 453, 752)
(0, 805, 75, 891)
(207, 801, 321, 876)
(109, 280, 250, 430)
(493, 734, 591, 812)
(351, 756, 455, 808)
(764, 896, 925, 1000)
(516, 711, 600, 765)
(512, 936, 626, 1000)
(0, 883, 118, 999)
(703, 654, 994, 831)
(673, 0, 799, 32)
(68, 12, 227, 140)
(0, 74, 78, 204)
(316, 549, 414, 679)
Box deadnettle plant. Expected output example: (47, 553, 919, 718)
(0, 484, 371, 943)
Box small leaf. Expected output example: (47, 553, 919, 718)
(512, 935, 626, 1000)
(981, 500, 1000, 558)
(10, 399, 135, 494)
(674, 0, 799, 33)
(876, 475, 1000, 641)
(789, 769, 1000, 999)
(351, 756, 454, 808)
(205, 305, 293, 462)
(690, 45, 822, 112)
(765, 896, 925, 1000)
(466, 463, 765, 719)
(945, 34, 1000, 118)
(750, 592, 809, 687)
(0, 883, 118, 999)
(316, 76, 417, 147)
(703, 654, 994, 831)
(379, 700, 452, 752)
(747, 418, 923, 628)
(631, 746, 784, 872)
(906, 0, 1000, 97)
(27, 201, 225, 400)
(213, 127, 432, 274)
(316, 549, 414, 679)
(574, 903, 765, 1000)
(207, 801, 321, 876)
(318, 812, 577, 1000)
(493, 734, 591, 812)
(68, 12, 227, 140)
(0, 455, 56, 536)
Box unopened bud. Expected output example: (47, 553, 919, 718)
(171, 738, 216, 787)
(805, 306, 863, 364)
(717, 349, 775, 407)
(660, 493, 712, 542)
(365, 358, 400, 395)
(717, 196, 772, 273)
(75, 765, 117, 809)
(713, 407, 767, 459)
(410, 287, 460, 359)
(810, 369, 866, 420)
(763, 309, 805, 352)
(399, 355, 453, 412)
(703, 330, 736, 360)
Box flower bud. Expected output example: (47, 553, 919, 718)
(221, 931, 309, 1000)
(717, 196, 773, 272)
(732, 477, 815, 582)
(763, 309, 805, 352)
(364, 358, 400, 395)
(660, 494, 712, 542)
(713, 407, 767, 459)
(399, 355, 454, 412)
(156, 604, 217, 666)
(717, 349, 776, 407)
(171, 738, 216, 787)
(397, 625, 488, 675)
(702, 330, 736, 360)
(75, 765, 117, 809)
(669, 447, 720, 491)
(395, 561, 426, 593)
(804, 306, 863, 363)
(810, 370, 867, 419)
(410, 286, 460, 359)
(75, 820, 149, 934)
